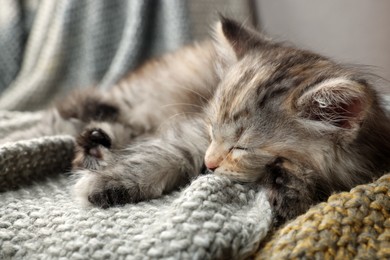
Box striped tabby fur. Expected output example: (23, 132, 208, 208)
(53, 18, 390, 225)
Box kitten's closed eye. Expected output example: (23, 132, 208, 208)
(230, 146, 248, 151)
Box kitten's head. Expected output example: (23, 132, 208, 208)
(205, 17, 387, 196)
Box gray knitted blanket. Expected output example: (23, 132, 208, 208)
(1, 1, 388, 258)
(0, 2, 272, 258)
(0, 112, 272, 259)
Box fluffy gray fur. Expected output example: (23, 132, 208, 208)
(37, 18, 390, 225)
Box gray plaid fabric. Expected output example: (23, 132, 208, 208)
(0, 0, 191, 111)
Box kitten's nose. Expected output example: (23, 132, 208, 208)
(205, 160, 219, 171)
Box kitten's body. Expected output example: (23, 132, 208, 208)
(49, 18, 390, 225)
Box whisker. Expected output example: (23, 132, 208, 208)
(160, 103, 205, 110)
(172, 85, 211, 103)
(156, 112, 203, 132)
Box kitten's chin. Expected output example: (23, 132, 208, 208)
(214, 170, 259, 183)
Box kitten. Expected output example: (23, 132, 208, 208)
(56, 18, 390, 226)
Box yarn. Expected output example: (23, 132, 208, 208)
(0, 135, 74, 191)
(255, 173, 390, 260)
(0, 175, 271, 259)
(0, 112, 272, 259)
(2, 109, 390, 259)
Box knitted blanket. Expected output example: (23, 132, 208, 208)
(0, 112, 272, 259)
(1, 1, 389, 258)
(255, 173, 390, 259)
(255, 92, 390, 258)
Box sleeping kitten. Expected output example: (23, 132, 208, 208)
(56, 18, 390, 226)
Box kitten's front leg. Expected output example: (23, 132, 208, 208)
(265, 158, 321, 226)
(73, 118, 208, 208)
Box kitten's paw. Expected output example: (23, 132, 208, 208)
(73, 172, 140, 208)
(73, 128, 112, 169)
(88, 186, 131, 208)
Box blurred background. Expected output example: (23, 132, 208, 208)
(0, 0, 389, 111)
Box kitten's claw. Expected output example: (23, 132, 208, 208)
(77, 128, 112, 151)
(90, 129, 112, 148)
(73, 128, 112, 169)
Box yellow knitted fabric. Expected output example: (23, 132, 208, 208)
(255, 174, 390, 259)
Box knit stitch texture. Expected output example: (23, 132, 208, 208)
(255, 173, 390, 259)
(0, 175, 271, 259)
(0, 111, 272, 259)
(1, 1, 389, 257)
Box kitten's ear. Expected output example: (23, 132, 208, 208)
(213, 16, 265, 77)
(296, 78, 372, 131)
